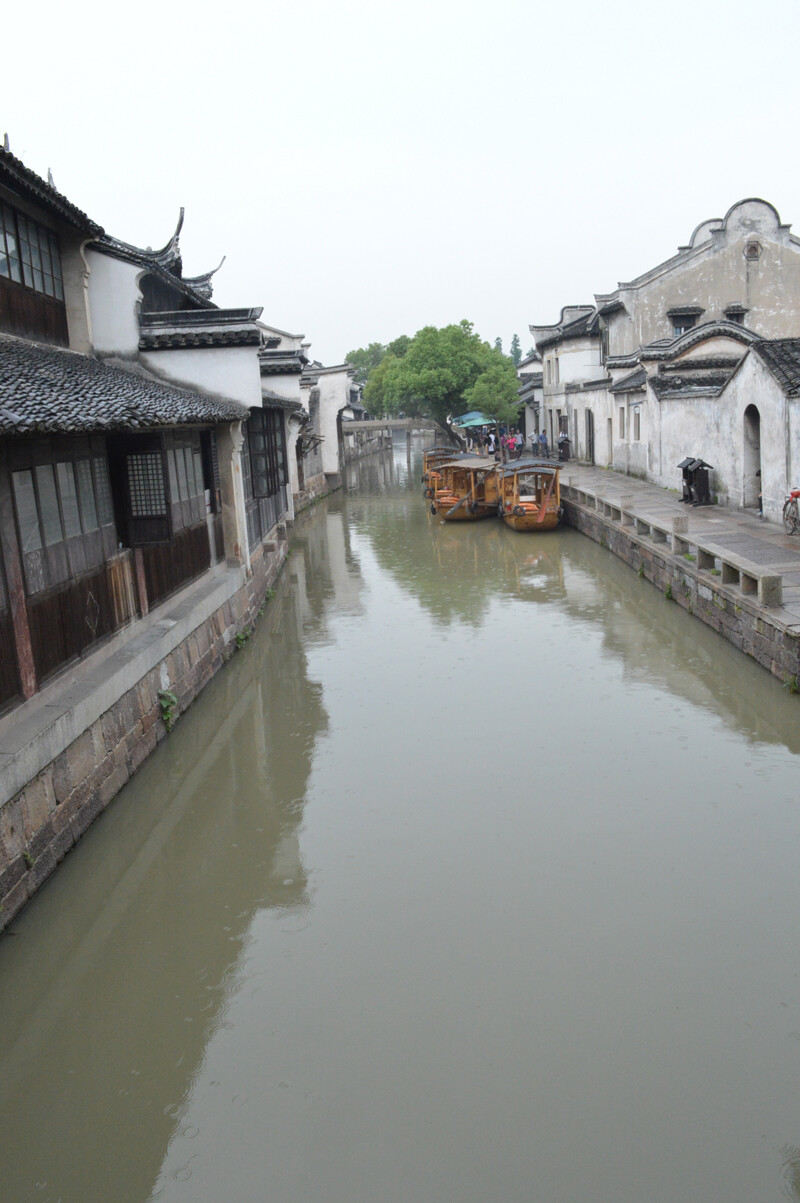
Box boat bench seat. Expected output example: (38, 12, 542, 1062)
(519, 495, 537, 503)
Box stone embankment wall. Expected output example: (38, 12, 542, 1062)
(294, 471, 338, 515)
(563, 499, 800, 684)
(0, 537, 287, 932)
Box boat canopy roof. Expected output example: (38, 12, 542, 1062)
(445, 456, 498, 470)
(498, 458, 561, 476)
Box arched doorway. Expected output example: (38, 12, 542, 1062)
(743, 404, 761, 509)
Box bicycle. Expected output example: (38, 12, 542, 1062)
(783, 488, 800, 534)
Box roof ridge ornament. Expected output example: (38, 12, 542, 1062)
(183, 255, 226, 301)
(104, 208, 185, 274)
(149, 207, 184, 273)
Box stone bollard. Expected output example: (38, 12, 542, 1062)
(620, 495, 634, 526)
(759, 575, 783, 607)
(672, 515, 689, 554)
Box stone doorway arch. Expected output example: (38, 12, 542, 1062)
(743, 404, 761, 509)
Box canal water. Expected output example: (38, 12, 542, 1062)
(2, 442, 800, 1203)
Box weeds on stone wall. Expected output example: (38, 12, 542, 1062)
(157, 689, 179, 732)
(783, 674, 799, 695)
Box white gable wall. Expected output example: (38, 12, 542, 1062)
(604, 202, 800, 357)
(85, 248, 141, 358)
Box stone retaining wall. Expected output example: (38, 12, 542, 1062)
(0, 537, 287, 932)
(294, 471, 338, 515)
(564, 500, 800, 685)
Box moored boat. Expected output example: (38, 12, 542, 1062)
(422, 446, 460, 500)
(432, 456, 500, 521)
(498, 459, 562, 531)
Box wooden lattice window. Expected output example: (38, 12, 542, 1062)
(127, 453, 167, 518)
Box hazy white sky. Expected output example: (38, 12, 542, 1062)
(4, 0, 799, 363)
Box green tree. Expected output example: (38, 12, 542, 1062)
(345, 341, 388, 387)
(387, 334, 410, 359)
(462, 351, 521, 430)
(510, 333, 522, 366)
(362, 354, 398, 415)
(493, 336, 503, 353)
(379, 320, 489, 423)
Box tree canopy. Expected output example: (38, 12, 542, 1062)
(352, 320, 523, 426)
(345, 342, 388, 387)
(462, 355, 520, 428)
(345, 335, 411, 388)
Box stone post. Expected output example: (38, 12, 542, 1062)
(620, 494, 634, 526)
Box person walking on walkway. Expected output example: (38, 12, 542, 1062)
(539, 429, 549, 459)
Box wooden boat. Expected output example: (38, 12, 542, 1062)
(422, 447, 460, 500)
(431, 456, 500, 521)
(497, 459, 562, 531)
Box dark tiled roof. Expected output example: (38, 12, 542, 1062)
(0, 148, 103, 235)
(754, 339, 800, 396)
(0, 334, 248, 435)
(141, 329, 262, 350)
(597, 299, 626, 317)
(537, 310, 599, 350)
(665, 356, 742, 372)
(262, 389, 304, 412)
(610, 368, 647, 393)
(262, 350, 307, 375)
(649, 371, 733, 399)
(139, 308, 264, 351)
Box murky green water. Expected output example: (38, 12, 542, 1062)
(2, 443, 800, 1203)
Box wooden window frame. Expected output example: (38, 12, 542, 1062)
(0, 202, 64, 300)
(7, 435, 118, 597)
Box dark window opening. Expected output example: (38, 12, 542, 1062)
(672, 316, 697, 338)
(243, 408, 288, 549)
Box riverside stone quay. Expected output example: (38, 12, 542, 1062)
(560, 463, 800, 686)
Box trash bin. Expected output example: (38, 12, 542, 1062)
(678, 457, 714, 506)
(678, 456, 695, 502)
(558, 436, 571, 462)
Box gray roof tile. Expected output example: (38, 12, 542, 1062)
(0, 334, 248, 436)
(754, 338, 800, 396)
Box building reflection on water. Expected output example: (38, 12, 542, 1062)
(0, 502, 366, 1203)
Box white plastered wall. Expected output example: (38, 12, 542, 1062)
(141, 345, 263, 408)
(85, 249, 142, 357)
(316, 370, 351, 477)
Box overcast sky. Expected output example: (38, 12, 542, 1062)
(4, 0, 799, 364)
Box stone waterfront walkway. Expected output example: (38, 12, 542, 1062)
(558, 461, 800, 633)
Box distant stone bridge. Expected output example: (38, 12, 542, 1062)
(343, 418, 454, 440)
